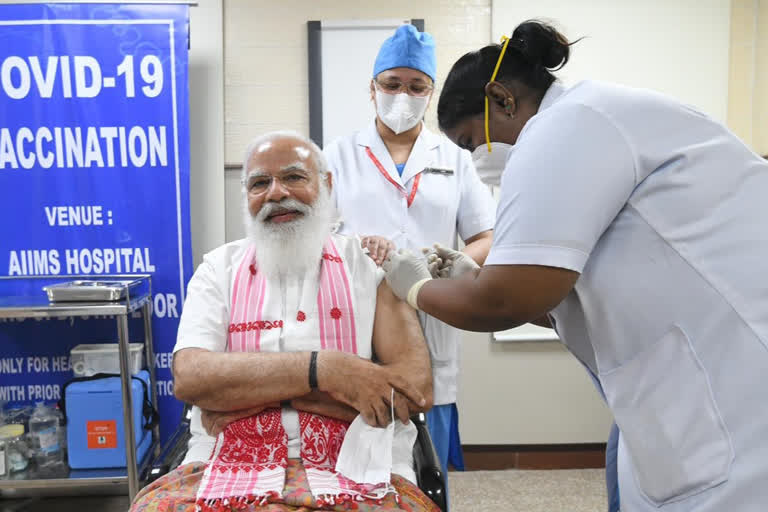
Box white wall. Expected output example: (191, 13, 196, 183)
(459, 335, 613, 444)
(225, 169, 244, 242)
(728, 0, 768, 155)
(189, 0, 226, 265)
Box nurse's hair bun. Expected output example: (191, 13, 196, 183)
(438, 19, 579, 132)
(511, 20, 572, 71)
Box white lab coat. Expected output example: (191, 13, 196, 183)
(324, 121, 496, 405)
(486, 80, 768, 510)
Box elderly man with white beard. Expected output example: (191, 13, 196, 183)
(129, 131, 437, 512)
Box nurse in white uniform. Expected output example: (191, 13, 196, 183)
(383, 20, 768, 512)
(324, 24, 496, 483)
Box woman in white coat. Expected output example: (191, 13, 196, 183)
(383, 19, 768, 512)
(324, 24, 496, 486)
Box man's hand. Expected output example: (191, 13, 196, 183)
(200, 403, 279, 437)
(382, 249, 432, 303)
(361, 236, 395, 267)
(391, 390, 412, 424)
(317, 351, 424, 427)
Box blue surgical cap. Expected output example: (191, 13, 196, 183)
(373, 24, 436, 82)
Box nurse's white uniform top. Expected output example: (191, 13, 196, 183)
(325, 121, 496, 405)
(488, 80, 768, 510)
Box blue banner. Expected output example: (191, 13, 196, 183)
(0, 3, 191, 445)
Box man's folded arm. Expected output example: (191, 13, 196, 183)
(173, 348, 314, 412)
(173, 345, 425, 426)
(173, 256, 358, 417)
(173, 260, 429, 425)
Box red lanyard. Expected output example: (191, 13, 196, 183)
(365, 147, 421, 208)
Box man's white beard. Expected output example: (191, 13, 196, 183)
(244, 182, 335, 279)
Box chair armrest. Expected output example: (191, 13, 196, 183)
(411, 412, 447, 512)
(145, 404, 192, 483)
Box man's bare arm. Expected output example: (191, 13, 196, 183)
(173, 349, 313, 412)
(371, 281, 434, 419)
(290, 283, 432, 423)
(201, 392, 358, 437)
(173, 346, 424, 426)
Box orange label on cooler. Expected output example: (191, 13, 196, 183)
(87, 420, 117, 449)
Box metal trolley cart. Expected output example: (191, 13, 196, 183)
(0, 275, 159, 500)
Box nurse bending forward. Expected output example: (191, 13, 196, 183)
(384, 19, 768, 512)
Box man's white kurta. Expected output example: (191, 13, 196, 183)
(325, 122, 496, 405)
(487, 79, 768, 510)
(173, 233, 416, 483)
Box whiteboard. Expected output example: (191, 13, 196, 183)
(310, 19, 420, 148)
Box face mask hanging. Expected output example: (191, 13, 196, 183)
(471, 142, 514, 186)
(334, 389, 417, 485)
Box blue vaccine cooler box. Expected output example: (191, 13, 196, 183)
(65, 371, 153, 469)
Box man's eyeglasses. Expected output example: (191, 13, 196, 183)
(374, 79, 434, 97)
(242, 171, 311, 195)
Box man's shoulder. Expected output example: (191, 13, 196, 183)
(199, 238, 252, 273)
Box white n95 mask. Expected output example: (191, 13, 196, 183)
(376, 91, 429, 135)
(335, 389, 418, 486)
(335, 414, 395, 485)
(471, 142, 514, 186)
(335, 416, 418, 486)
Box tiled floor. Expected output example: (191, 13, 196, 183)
(449, 468, 606, 512)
